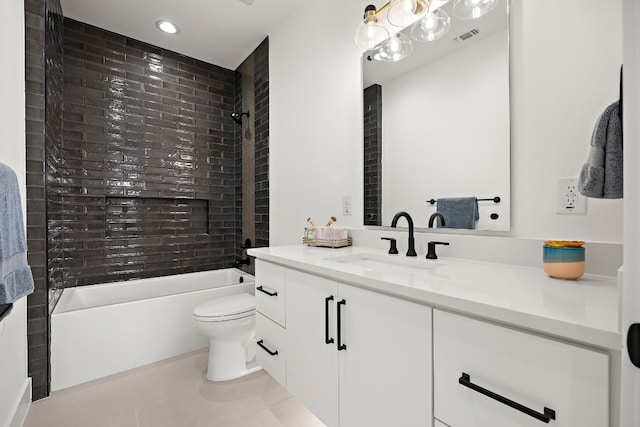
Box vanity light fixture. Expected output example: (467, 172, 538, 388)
(358, 0, 498, 62)
(156, 20, 180, 34)
(354, 0, 429, 50)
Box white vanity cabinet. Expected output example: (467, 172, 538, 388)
(264, 264, 432, 427)
(433, 310, 609, 427)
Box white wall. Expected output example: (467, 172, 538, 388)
(382, 31, 510, 230)
(0, 0, 31, 426)
(510, 0, 623, 241)
(269, 0, 623, 245)
(269, 0, 365, 245)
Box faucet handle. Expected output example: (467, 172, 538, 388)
(426, 241, 449, 260)
(381, 237, 399, 255)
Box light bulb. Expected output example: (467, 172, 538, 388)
(453, 0, 499, 20)
(156, 20, 179, 34)
(411, 8, 451, 42)
(387, 0, 428, 27)
(354, 5, 390, 50)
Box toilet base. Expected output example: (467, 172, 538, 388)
(205, 339, 263, 382)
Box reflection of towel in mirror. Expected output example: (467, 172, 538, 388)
(578, 101, 623, 199)
(0, 162, 35, 305)
(436, 197, 479, 229)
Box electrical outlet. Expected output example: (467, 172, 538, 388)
(556, 177, 587, 214)
(342, 196, 352, 216)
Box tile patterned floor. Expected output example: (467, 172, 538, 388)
(24, 349, 325, 427)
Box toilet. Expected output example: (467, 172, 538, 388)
(192, 293, 262, 381)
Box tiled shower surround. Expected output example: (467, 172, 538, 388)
(25, 8, 269, 398)
(53, 19, 238, 286)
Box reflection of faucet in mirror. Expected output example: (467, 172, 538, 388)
(428, 212, 446, 228)
(391, 211, 417, 257)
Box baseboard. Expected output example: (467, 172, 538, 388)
(9, 378, 31, 427)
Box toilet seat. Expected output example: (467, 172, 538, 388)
(193, 293, 255, 322)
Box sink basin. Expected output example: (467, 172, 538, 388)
(326, 253, 444, 274)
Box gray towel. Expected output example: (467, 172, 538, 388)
(0, 162, 34, 304)
(578, 101, 623, 199)
(435, 197, 479, 229)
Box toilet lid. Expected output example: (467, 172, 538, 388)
(193, 293, 255, 319)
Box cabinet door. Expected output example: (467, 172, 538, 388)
(255, 260, 286, 327)
(255, 312, 286, 387)
(286, 269, 339, 427)
(433, 310, 609, 427)
(338, 284, 433, 427)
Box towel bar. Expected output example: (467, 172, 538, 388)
(426, 196, 500, 205)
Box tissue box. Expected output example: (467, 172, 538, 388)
(303, 227, 351, 248)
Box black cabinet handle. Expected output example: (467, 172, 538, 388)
(256, 286, 277, 297)
(325, 296, 335, 344)
(257, 339, 278, 356)
(337, 299, 347, 351)
(459, 373, 556, 423)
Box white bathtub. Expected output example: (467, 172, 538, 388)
(51, 268, 255, 391)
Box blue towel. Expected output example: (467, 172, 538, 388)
(0, 162, 34, 305)
(436, 197, 479, 229)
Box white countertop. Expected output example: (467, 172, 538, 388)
(248, 245, 620, 350)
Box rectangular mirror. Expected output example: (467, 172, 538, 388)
(363, 0, 510, 231)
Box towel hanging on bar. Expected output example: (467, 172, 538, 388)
(435, 197, 479, 229)
(578, 100, 623, 199)
(0, 162, 35, 306)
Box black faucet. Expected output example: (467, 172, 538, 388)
(234, 238, 252, 268)
(428, 212, 446, 228)
(426, 241, 449, 260)
(390, 211, 417, 257)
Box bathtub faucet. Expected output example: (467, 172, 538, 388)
(234, 239, 252, 268)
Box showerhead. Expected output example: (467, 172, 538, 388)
(231, 111, 250, 125)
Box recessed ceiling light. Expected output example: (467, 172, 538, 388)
(156, 20, 179, 34)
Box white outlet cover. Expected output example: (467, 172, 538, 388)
(342, 196, 352, 216)
(556, 177, 587, 215)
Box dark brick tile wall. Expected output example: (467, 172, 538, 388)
(363, 84, 382, 226)
(46, 0, 64, 292)
(253, 38, 269, 248)
(25, 0, 63, 401)
(234, 70, 243, 260)
(51, 19, 238, 286)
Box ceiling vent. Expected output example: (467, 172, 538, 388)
(454, 29, 480, 42)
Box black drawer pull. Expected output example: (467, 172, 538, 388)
(459, 373, 556, 423)
(257, 286, 277, 297)
(337, 299, 347, 351)
(257, 339, 278, 356)
(325, 296, 335, 344)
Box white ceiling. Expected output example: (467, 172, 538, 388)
(60, 0, 308, 70)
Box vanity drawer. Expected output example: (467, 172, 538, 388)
(255, 260, 286, 327)
(433, 310, 609, 427)
(256, 312, 286, 387)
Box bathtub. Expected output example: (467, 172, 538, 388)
(51, 268, 255, 391)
